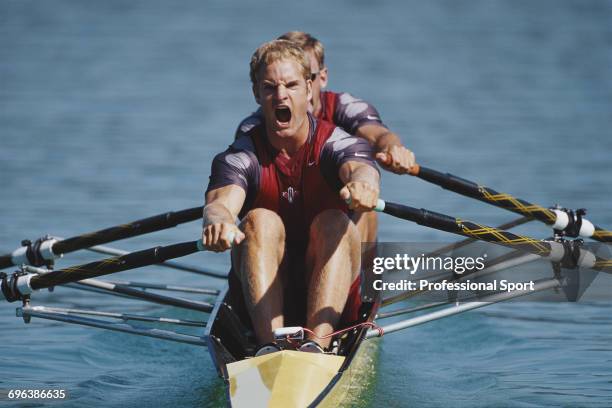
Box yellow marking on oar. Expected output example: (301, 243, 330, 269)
(458, 221, 550, 254)
(593, 230, 612, 239)
(594, 260, 612, 271)
(479, 187, 557, 222)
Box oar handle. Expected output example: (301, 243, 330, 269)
(374, 199, 386, 212)
(377, 153, 420, 176)
(196, 231, 236, 251)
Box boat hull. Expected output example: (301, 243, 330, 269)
(205, 281, 379, 407)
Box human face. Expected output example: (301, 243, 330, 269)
(306, 50, 328, 115)
(254, 58, 312, 143)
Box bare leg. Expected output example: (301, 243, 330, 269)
(353, 210, 378, 243)
(232, 208, 286, 345)
(305, 209, 361, 349)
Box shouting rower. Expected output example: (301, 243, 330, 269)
(202, 40, 380, 354)
(236, 31, 416, 243)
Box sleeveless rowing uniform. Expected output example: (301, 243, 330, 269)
(207, 114, 377, 326)
(234, 91, 387, 139)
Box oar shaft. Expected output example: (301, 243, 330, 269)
(378, 200, 553, 257)
(30, 240, 201, 291)
(412, 165, 612, 242)
(415, 166, 556, 224)
(368, 278, 562, 339)
(0, 206, 203, 269)
(53, 207, 203, 256)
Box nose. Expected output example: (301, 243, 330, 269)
(274, 84, 288, 100)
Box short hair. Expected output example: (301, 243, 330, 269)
(249, 39, 311, 86)
(278, 31, 325, 68)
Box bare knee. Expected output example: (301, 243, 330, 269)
(310, 209, 359, 245)
(241, 208, 285, 243)
(233, 208, 285, 282)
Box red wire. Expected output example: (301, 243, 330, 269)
(302, 322, 384, 339)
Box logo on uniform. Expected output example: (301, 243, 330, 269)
(282, 187, 300, 204)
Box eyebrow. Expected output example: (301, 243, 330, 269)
(261, 79, 301, 87)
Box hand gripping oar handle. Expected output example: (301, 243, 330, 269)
(196, 231, 236, 251)
(407, 164, 612, 242)
(2, 229, 240, 303)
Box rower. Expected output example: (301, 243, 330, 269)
(202, 40, 380, 353)
(235, 31, 416, 244)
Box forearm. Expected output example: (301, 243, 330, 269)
(357, 125, 403, 152)
(338, 161, 380, 210)
(344, 162, 380, 187)
(203, 202, 236, 227)
(339, 159, 380, 189)
(357, 124, 415, 174)
(372, 130, 403, 152)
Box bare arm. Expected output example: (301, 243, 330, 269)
(202, 185, 246, 252)
(357, 124, 416, 174)
(338, 160, 380, 211)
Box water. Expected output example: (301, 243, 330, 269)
(1, 0, 611, 406)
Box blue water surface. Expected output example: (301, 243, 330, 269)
(1, 0, 611, 407)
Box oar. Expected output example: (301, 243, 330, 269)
(406, 165, 612, 242)
(373, 199, 612, 272)
(1, 239, 210, 303)
(423, 215, 531, 258)
(0, 206, 204, 269)
(367, 277, 563, 339)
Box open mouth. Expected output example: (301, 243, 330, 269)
(275, 106, 292, 124)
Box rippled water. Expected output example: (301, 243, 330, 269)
(1, 0, 611, 406)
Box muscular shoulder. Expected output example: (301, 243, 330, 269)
(206, 134, 259, 195)
(320, 126, 377, 167)
(234, 109, 263, 140)
(332, 91, 386, 135)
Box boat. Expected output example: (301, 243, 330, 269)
(1, 163, 610, 407)
(205, 284, 379, 407)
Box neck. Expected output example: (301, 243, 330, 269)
(267, 116, 310, 155)
(311, 95, 322, 117)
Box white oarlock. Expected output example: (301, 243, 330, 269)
(551, 209, 596, 238)
(578, 219, 595, 238)
(9, 238, 60, 266)
(551, 209, 569, 230)
(39, 238, 60, 261)
(10, 246, 29, 266)
(577, 248, 597, 269)
(15, 273, 34, 296)
(547, 241, 566, 263)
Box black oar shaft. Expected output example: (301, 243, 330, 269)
(415, 166, 557, 224)
(381, 201, 552, 257)
(0, 206, 203, 269)
(425, 216, 531, 258)
(413, 166, 612, 242)
(30, 241, 200, 291)
(0, 255, 11, 269)
(52, 207, 203, 256)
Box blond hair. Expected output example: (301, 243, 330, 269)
(278, 31, 325, 68)
(249, 39, 311, 86)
